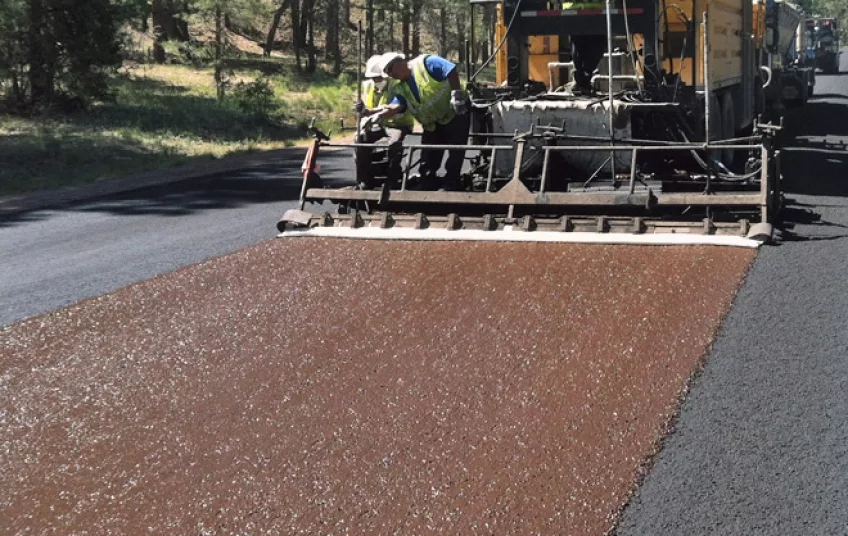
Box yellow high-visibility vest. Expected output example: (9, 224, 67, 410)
(392, 55, 462, 132)
(362, 79, 415, 130)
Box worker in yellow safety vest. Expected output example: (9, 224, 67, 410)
(366, 52, 471, 191)
(354, 54, 415, 188)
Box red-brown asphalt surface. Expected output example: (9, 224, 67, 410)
(0, 239, 753, 534)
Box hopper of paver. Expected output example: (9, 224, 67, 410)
(278, 0, 783, 247)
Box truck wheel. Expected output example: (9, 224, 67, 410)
(720, 93, 736, 168)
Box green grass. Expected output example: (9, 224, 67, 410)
(0, 59, 358, 196)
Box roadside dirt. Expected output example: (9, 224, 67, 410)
(0, 239, 753, 534)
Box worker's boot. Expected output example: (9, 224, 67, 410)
(565, 81, 592, 96)
(415, 172, 440, 191)
(354, 149, 376, 189)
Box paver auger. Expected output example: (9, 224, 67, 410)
(279, 0, 784, 247)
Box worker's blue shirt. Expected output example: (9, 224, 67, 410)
(390, 55, 456, 110)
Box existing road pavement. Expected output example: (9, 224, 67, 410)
(0, 150, 349, 327)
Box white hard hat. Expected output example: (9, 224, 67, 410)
(364, 55, 384, 79)
(377, 52, 405, 75)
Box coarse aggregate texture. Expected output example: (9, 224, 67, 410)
(616, 59, 848, 535)
(1, 239, 752, 534)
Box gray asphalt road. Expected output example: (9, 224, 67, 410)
(0, 150, 351, 327)
(617, 59, 848, 533)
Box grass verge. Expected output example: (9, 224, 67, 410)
(0, 58, 357, 196)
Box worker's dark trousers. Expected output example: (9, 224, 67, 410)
(420, 112, 471, 184)
(571, 35, 607, 89)
(356, 126, 409, 185)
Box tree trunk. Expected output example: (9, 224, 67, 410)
(264, 0, 294, 56)
(298, 0, 309, 53)
(152, 0, 188, 41)
(402, 2, 410, 56)
(375, 8, 383, 51)
(214, 3, 224, 100)
(151, 0, 189, 62)
(152, 2, 166, 65)
(343, 0, 356, 30)
(28, 0, 52, 106)
(299, 0, 315, 74)
(439, 7, 446, 56)
(456, 9, 465, 62)
(10, 71, 22, 107)
(388, 10, 394, 51)
(306, 3, 316, 74)
(326, 0, 341, 74)
(292, 0, 302, 71)
(334, 36, 342, 75)
(488, 32, 494, 61)
(366, 0, 374, 57)
(483, 4, 494, 60)
(412, 0, 422, 56)
(325, 0, 336, 60)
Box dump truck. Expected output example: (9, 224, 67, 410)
(279, 0, 783, 247)
(806, 17, 840, 73)
(755, 0, 815, 113)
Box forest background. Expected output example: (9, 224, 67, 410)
(0, 0, 842, 194)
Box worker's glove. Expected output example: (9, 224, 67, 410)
(450, 90, 470, 115)
(354, 100, 366, 115)
(360, 113, 384, 132)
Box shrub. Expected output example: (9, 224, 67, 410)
(230, 77, 276, 119)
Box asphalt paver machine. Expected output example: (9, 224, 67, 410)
(279, 0, 784, 247)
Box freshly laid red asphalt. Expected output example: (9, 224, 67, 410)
(0, 239, 753, 534)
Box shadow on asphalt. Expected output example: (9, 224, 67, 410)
(781, 147, 848, 196)
(777, 201, 848, 243)
(809, 93, 848, 99)
(779, 148, 848, 232)
(794, 100, 848, 136)
(0, 151, 354, 228)
(774, 91, 848, 243)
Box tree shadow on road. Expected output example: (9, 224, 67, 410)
(809, 93, 848, 100)
(0, 151, 353, 227)
(774, 108, 848, 242)
(781, 147, 848, 196)
(776, 202, 848, 243)
(75, 163, 306, 218)
(791, 100, 848, 136)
